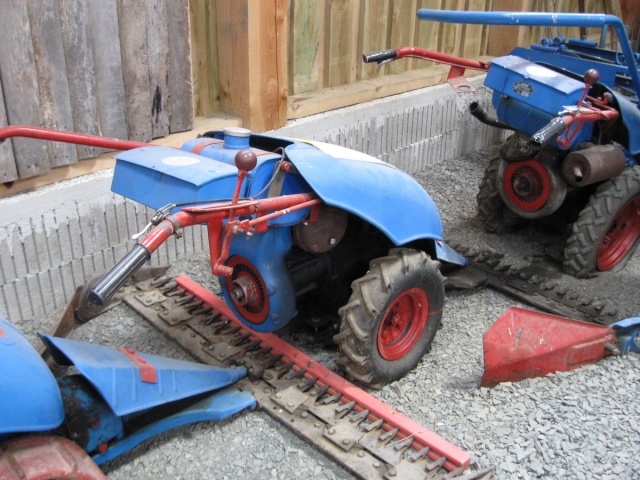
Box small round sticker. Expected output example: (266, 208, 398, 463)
(162, 156, 201, 166)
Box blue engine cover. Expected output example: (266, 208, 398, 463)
(0, 318, 64, 436)
(485, 56, 593, 149)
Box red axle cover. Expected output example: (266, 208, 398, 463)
(481, 307, 616, 387)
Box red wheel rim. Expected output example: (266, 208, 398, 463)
(225, 256, 270, 324)
(502, 160, 552, 212)
(596, 196, 640, 271)
(377, 288, 429, 361)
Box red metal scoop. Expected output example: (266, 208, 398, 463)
(481, 307, 619, 387)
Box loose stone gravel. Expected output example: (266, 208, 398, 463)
(19, 145, 640, 480)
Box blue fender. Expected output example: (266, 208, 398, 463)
(39, 334, 249, 416)
(284, 140, 467, 267)
(285, 142, 440, 242)
(0, 318, 64, 436)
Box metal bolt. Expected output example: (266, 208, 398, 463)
(301, 411, 308, 418)
(342, 439, 350, 446)
(373, 461, 381, 468)
(155, 306, 162, 311)
(357, 451, 365, 458)
(327, 428, 336, 435)
(329, 237, 337, 245)
(388, 468, 397, 477)
(314, 422, 321, 428)
(275, 392, 282, 399)
(287, 401, 295, 408)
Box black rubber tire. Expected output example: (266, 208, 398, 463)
(564, 166, 640, 278)
(477, 156, 528, 234)
(334, 248, 444, 387)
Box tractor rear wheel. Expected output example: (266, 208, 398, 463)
(477, 156, 527, 233)
(0, 436, 106, 480)
(564, 166, 640, 277)
(334, 248, 444, 387)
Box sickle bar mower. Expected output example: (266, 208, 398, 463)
(1, 125, 496, 478)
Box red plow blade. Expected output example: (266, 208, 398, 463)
(481, 307, 617, 387)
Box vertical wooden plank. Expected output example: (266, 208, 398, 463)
(59, 0, 101, 160)
(190, 0, 219, 117)
(414, 0, 444, 68)
(145, 0, 170, 139)
(388, 0, 417, 73)
(87, 0, 128, 140)
(290, 0, 326, 94)
(27, 2, 78, 168)
(0, 2, 49, 179)
(217, 0, 288, 131)
(166, 0, 193, 132)
(326, 0, 361, 87)
(438, 0, 465, 55)
(462, 0, 487, 58)
(360, 1, 390, 80)
(0, 82, 18, 183)
(117, 0, 153, 142)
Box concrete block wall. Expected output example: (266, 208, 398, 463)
(0, 78, 505, 323)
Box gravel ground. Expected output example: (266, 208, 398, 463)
(19, 146, 640, 479)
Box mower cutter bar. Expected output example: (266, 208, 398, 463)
(121, 274, 494, 480)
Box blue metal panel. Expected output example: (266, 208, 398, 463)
(283, 141, 444, 246)
(92, 387, 256, 465)
(486, 56, 593, 148)
(0, 318, 64, 434)
(112, 146, 239, 209)
(39, 334, 248, 416)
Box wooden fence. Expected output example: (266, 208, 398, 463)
(0, 0, 633, 186)
(0, 0, 192, 184)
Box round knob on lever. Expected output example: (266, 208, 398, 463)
(235, 149, 258, 172)
(584, 69, 599, 86)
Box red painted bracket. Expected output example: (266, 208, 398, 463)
(117, 347, 158, 383)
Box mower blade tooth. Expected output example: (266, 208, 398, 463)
(298, 376, 319, 392)
(320, 392, 342, 405)
(187, 300, 204, 312)
(350, 409, 370, 424)
(263, 353, 283, 370)
(335, 400, 356, 415)
(409, 446, 431, 462)
(165, 288, 186, 297)
(379, 427, 398, 442)
(392, 435, 414, 451)
(311, 384, 330, 399)
(230, 332, 252, 346)
(176, 294, 195, 305)
(276, 361, 295, 378)
(160, 280, 178, 292)
(364, 418, 384, 432)
(426, 455, 447, 472)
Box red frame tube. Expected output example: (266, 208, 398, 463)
(137, 193, 322, 275)
(396, 47, 490, 71)
(0, 125, 152, 151)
